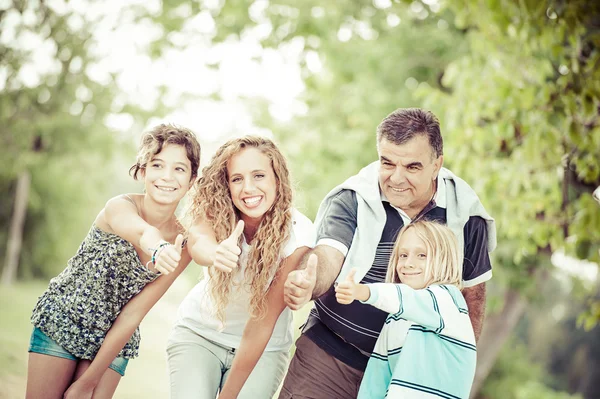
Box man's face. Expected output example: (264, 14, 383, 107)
(378, 136, 443, 218)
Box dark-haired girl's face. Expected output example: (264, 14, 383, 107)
(227, 147, 277, 228)
(144, 144, 193, 205)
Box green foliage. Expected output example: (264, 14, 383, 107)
(0, 2, 147, 278)
(420, 0, 600, 265)
(481, 339, 582, 399)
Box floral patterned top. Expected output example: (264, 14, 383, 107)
(31, 224, 160, 360)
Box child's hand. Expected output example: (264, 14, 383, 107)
(335, 269, 359, 304)
(212, 220, 244, 273)
(153, 234, 184, 274)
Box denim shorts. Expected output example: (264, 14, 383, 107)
(28, 327, 129, 376)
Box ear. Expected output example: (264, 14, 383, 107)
(432, 155, 443, 180)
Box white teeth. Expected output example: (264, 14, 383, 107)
(243, 196, 261, 205)
(390, 187, 408, 192)
(156, 186, 176, 192)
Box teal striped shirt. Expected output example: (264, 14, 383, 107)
(358, 284, 476, 399)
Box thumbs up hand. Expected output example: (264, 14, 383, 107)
(213, 220, 245, 273)
(284, 254, 318, 310)
(153, 234, 185, 275)
(335, 268, 365, 304)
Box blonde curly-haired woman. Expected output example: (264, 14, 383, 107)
(167, 136, 315, 399)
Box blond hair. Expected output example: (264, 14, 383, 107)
(386, 221, 463, 289)
(190, 136, 292, 321)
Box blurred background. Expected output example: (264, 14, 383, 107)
(1, 0, 599, 398)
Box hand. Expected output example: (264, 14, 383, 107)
(335, 269, 359, 304)
(63, 379, 94, 399)
(284, 253, 318, 310)
(153, 234, 184, 275)
(212, 220, 244, 273)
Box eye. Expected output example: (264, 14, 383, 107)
(255, 173, 265, 179)
(151, 163, 161, 168)
(418, 253, 427, 258)
(398, 253, 408, 258)
(176, 167, 187, 172)
(231, 176, 242, 183)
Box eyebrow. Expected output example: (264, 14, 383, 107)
(380, 156, 394, 163)
(150, 157, 189, 168)
(404, 161, 424, 168)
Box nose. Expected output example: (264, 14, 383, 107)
(242, 178, 256, 193)
(163, 167, 174, 181)
(390, 167, 405, 185)
(405, 255, 416, 268)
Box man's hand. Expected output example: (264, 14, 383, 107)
(154, 234, 184, 275)
(212, 220, 244, 273)
(284, 253, 317, 310)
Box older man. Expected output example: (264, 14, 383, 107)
(280, 108, 495, 399)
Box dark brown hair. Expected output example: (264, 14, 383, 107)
(129, 124, 201, 180)
(377, 108, 443, 158)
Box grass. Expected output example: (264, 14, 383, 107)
(0, 266, 311, 398)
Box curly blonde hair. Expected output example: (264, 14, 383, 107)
(191, 136, 292, 321)
(386, 221, 463, 289)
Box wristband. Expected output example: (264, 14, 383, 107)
(151, 241, 170, 265)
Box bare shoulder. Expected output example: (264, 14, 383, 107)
(94, 194, 140, 233)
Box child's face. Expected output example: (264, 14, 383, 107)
(227, 147, 277, 227)
(143, 144, 193, 205)
(395, 228, 430, 290)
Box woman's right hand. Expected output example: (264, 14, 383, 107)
(212, 220, 244, 273)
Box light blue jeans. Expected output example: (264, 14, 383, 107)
(166, 325, 289, 399)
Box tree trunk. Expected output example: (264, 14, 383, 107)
(1, 170, 31, 286)
(470, 288, 527, 398)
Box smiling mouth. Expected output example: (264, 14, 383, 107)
(156, 186, 177, 192)
(402, 272, 422, 276)
(390, 187, 409, 193)
(242, 196, 262, 207)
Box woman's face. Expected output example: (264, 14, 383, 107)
(227, 147, 277, 227)
(143, 144, 193, 205)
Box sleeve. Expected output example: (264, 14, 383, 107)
(315, 190, 358, 257)
(363, 283, 455, 334)
(287, 209, 316, 255)
(462, 216, 493, 287)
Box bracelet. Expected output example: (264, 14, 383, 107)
(145, 260, 162, 275)
(150, 241, 170, 265)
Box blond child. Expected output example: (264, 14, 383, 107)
(335, 221, 476, 399)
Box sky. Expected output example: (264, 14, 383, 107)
(0, 0, 308, 148)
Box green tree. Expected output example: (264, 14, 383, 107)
(0, 1, 155, 281)
(417, 0, 600, 394)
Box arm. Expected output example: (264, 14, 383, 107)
(463, 283, 486, 341)
(284, 190, 357, 310)
(188, 217, 244, 272)
(462, 216, 493, 342)
(64, 250, 192, 397)
(218, 246, 311, 399)
(104, 197, 181, 274)
(362, 284, 453, 333)
(283, 245, 344, 310)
